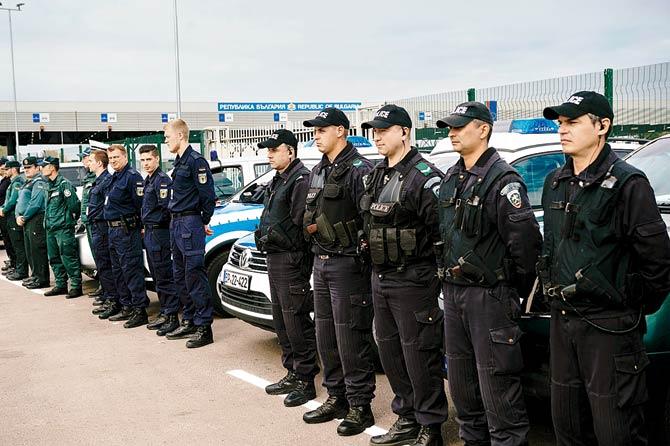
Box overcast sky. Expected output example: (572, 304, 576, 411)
(1, 0, 668, 104)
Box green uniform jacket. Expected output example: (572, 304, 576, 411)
(45, 174, 81, 230)
(0, 174, 25, 214)
(16, 175, 47, 221)
(80, 170, 96, 224)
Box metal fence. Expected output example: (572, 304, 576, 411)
(370, 62, 669, 147)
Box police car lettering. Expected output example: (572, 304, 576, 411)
(567, 95, 584, 105)
(370, 202, 392, 213)
(454, 106, 469, 114)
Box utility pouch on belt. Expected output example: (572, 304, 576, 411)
(386, 228, 399, 262)
(459, 251, 498, 285)
(267, 227, 292, 251)
(333, 221, 352, 247)
(315, 214, 337, 244)
(399, 229, 416, 256)
(359, 194, 372, 211)
(460, 200, 480, 237)
(575, 264, 626, 308)
(369, 228, 385, 265)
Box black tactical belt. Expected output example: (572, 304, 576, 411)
(171, 211, 200, 218)
(143, 223, 169, 229)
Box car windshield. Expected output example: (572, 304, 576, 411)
(626, 138, 670, 206)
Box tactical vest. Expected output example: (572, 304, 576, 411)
(360, 164, 430, 268)
(542, 159, 644, 309)
(438, 158, 515, 287)
(303, 157, 364, 254)
(256, 165, 309, 253)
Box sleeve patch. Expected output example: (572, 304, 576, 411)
(506, 189, 523, 208)
(63, 189, 71, 197)
(415, 161, 433, 176)
(423, 176, 441, 190)
(352, 158, 364, 168)
(500, 182, 521, 196)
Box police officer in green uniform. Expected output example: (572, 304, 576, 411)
(41, 156, 83, 298)
(15, 157, 50, 288)
(541, 92, 670, 445)
(1, 160, 27, 280)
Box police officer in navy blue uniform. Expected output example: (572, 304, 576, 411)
(255, 130, 320, 408)
(540, 92, 670, 445)
(436, 102, 542, 446)
(360, 105, 448, 446)
(103, 144, 150, 328)
(164, 119, 217, 349)
(301, 108, 377, 437)
(138, 144, 180, 336)
(88, 150, 121, 318)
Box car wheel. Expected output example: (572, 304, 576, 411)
(207, 249, 232, 318)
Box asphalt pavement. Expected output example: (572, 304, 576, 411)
(0, 251, 555, 445)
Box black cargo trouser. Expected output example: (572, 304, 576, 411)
(550, 307, 648, 446)
(373, 270, 448, 426)
(24, 213, 49, 284)
(0, 215, 16, 265)
(443, 282, 529, 446)
(313, 255, 376, 406)
(6, 212, 27, 275)
(267, 251, 319, 381)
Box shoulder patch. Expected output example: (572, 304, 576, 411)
(415, 161, 433, 176)
(500, 182, 521, 196)
(352, 159, 364, 168)
(63, 189, 71, 197)
(423, 176, 441, 190)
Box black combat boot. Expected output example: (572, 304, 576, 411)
(44, 286, 68, 296)
(370, 416, 421, 445)
(337, 404, 374, 436)
(92, 296, 106, 306)
(156, 314, 180, 336)
(146, 314, 168, 330)
(124, 308, 148, 328)
(284, 379, 316, 407)
(185, 324, 213, 348)
(303, 395, 349, 424)
(88, 286, 103, 297)
(412, 425, 443, 446)
(66, 288, 83, 299)
(108, 306, 133, 321)
(92, 300, 110, 315)
(165, 319, 196, 339)
(265, 371, 299, 395)
(26, 281, 50, 289)
(98, 302, 121, 319)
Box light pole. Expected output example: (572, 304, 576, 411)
(172, 0, 182, 118)
(1, 2, 24, 155)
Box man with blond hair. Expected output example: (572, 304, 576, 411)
(164, 119, 217, 348)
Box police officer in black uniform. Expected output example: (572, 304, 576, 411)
(103, 144, 150, 328)
(164, 119, 217, 349)
(540, 92, 670, 445)
(138, 144, 180, 336)
(436, 102, 541, 446)
(255, 129, 320, 407)
(360, 105, 448, 446)
(301, 108, 377, 437)
(0, 158, 16, 272)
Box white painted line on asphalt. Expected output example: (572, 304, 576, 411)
(227, 369, 388, 437)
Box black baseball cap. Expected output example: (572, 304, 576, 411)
(257, 129, 298, 149)
(543, 91, 614, 121)
(303, 107, 350, 129)
(0, 157, 7, 166)
(5, 160, 20, 169)
(22, 156, 38, 167)
(39, 156, 60, 168)
(436, 101, 493, 128)
(361, 104, 413, 129)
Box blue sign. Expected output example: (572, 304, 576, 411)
(273, 113, 280, 122)
(418, 111, 425, 121)
(100, 113, 108, 123)
(161, 113, 168, 123)
(485, 101, 498, 122)
(509, 118, 558, 134)
(218, 102, 361, 112)
(218, 113, 226, 123)
(32, 113, 40, 123)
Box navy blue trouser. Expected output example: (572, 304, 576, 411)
(443, 282, 529, 446)
(108, 226, 149, 309)
(313, 255, 376, 406)
(267, 250, 319, 381)
(373, 271, 448, 427)
(144, 227, 179, 315)
(550, 308, 648, 446)
(170, 215, 213, 326)
(90, 222, 117, 302)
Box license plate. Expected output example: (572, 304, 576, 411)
(223, 269, 251, 292)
